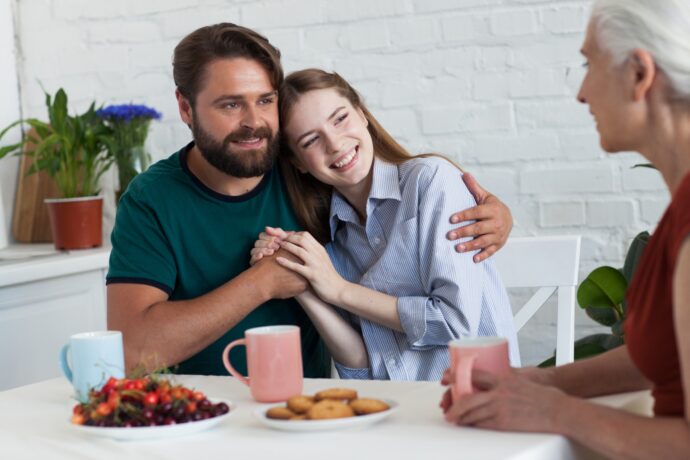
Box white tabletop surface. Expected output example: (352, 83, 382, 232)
(0, 375, 652, 460)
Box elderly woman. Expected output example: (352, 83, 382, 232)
(441, 0, 690, 458)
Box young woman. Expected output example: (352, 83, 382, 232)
(251, 69, 519, 381)
(441, 0, 690, 458)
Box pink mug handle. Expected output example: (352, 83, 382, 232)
(223, 339, 249, 387)
(451, 353, 478, 401)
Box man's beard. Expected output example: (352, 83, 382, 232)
(192, 117, 279, 178)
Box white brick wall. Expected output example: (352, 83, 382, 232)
(5, 0, 670, 364)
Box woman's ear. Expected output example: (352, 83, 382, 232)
(630, 48, 656, 102)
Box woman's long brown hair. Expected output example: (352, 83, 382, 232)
(279, 69, 461, 243)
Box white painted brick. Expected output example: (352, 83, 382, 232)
(158, 8, 241, 39)
(126, 0, 200, 16)
(421, 103, 514, 135)
(586, 200, 636, 228)
(471, 168, 519, 199)
(372, 108, 419, 138)
(559, 130, 605, 160)
(54, 0, 126, 19)
(381, 79, 430, 108)
(324, 0, 409, 22)
(542, 6, 587, 34)
(513, 37, 584, 69)
(389, 17, 439, 48)
(621, 165, 667, 191)
(490, 10, 538, 37)
(521, 165, 615, 194)
(540, 201, 585, 227)
(88, 21, 161, 44)
(473, 72, 510, 100)
(477, 46, 513, 70)
(427, 76, 473, 105)
(470, 133, 559, 163)
(302, 25, 344, 56)
(639, 198, 669, 226)
(241, 0, 323, 28)
(129, 41, 179, 72)
(264, 28, 303, 57)
(509, 69, 569, 98)
(344, 20, 389, 51)
(421, 48, 476, 77)
(414, 0, 502, 13)
(333, 54, 421, 80)
(441, 13, 489, 43)
(516, 100, 592, 128)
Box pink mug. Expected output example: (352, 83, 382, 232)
(448, 337, 510, 401)
(222, 325, 303, 402)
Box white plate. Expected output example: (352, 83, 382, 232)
(255, 399, 398, 432)
(71, 399, 234, 441)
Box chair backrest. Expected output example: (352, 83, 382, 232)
(493, 235, 581, 365)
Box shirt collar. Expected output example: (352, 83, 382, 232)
(328, 158, 402, 240)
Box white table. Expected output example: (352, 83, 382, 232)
(0, 375, 652, 460)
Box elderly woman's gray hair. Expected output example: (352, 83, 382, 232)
(591, 0, 690, 102)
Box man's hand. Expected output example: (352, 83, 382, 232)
(447, 172, 513, 263)
(252, 248, 308, 299)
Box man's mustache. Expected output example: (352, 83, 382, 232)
(223, 126, 273, 145)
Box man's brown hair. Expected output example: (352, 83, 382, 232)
(173, 23, 283, 105)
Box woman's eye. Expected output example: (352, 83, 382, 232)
(302, 137, 318, 148)
(335, 113, 349, 124)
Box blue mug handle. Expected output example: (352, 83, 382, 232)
(59, 343, 73, 383)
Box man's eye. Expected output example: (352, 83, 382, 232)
(259, 97, 275, 105)
(224, 102, 239, 109)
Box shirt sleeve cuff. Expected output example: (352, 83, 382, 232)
(334, 361, 371, 379)
(397, 296, 429, 345)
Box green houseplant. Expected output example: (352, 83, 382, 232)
(540, 231, 650, 367)
(0, 88, 113, 249)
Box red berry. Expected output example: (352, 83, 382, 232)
(71, 414, 86, 425)
(185, 402, 197, 414)
(192, 391, 205, 402)
(96, 402, 112, 417)
(144, 392, 159, 407)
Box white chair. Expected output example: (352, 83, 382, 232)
(493, 235, 581, 366)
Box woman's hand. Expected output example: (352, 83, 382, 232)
(447, 172, 513, 263)
(440, 368, 566, 433)
(276, 231, 349, 305)
(249, 227, 293, 266)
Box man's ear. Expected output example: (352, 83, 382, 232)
(176, 89, 193, 126)
(630, 48, 656, 102)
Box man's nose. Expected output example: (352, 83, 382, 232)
(241, 106, 260, 130)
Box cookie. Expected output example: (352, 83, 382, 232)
(286, 395, 315, 414)
(289, 414, 308, 421)
(266, 406, 295, 420)
(307, 400, 355, 420)
(314, 388, 358, 402)
(349, 398, 390, 415)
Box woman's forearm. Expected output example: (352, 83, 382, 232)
(335, 282, 402, 332)
(550, 345, 651, 398)
(556, 394, 690, 460)
(296, 290, 369, 369)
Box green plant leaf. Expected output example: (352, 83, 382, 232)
(585, 306, 618, 326)
(632, 163, 656, 169)
(577, 266, 627, 309)
(49, 88, 68, 134)
(612, 319, 625, 338)
(622, 231, 650, 283)
(0, 141, 24, 159)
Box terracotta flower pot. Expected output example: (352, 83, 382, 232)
(44, 196, 103, 250)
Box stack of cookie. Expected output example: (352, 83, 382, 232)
(266, 388, 390, 421)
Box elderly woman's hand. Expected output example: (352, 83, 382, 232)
(441, 368, 568, 433)
(447, 173, 513, 263)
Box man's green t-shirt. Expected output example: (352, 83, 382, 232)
(107, 143, 330, 377)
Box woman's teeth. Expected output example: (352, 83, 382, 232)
(333, 148, 357, 168)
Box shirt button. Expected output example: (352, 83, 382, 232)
(387, 358, 397, 367)
(374, 237, 381, 245)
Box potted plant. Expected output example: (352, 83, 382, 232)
(539, 231, 650, 366)
(96, 104, 161, 202)
(0, 88, 113, 249)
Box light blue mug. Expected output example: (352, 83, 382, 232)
(59, 331, 125, 402)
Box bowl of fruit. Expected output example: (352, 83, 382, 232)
(70, 376, 232, 440)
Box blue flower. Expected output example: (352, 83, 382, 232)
(96, 104, 162, 122)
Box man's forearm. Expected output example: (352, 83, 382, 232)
(119, 266, 271, 373)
